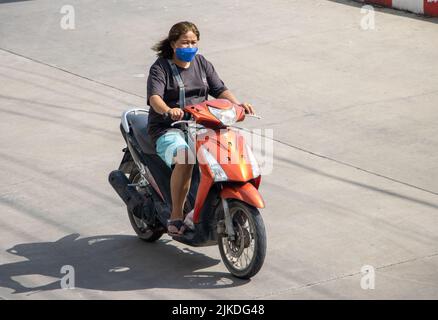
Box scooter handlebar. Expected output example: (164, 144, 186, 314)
(162, 110, 191, 121)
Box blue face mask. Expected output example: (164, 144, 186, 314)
(175, 47, 198, 62)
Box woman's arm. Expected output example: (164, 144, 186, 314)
(149, 95, 184, 120)
(200, 55, 255, 115)
(149, 95, 171, 114)
(217, 90, 255, 115)
(217, 89, 240, 104)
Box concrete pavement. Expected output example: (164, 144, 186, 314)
(0, 0, 437, 299)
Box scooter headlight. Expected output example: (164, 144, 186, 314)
(208, 105, 237, 126)
(200, 147, 228, 182)
(245, 144, 261, 178)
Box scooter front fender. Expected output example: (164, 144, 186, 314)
(220, 182, 265, 209)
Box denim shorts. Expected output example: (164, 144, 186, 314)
(156, 129, 190, 168)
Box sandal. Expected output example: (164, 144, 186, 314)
(167, 219, 187, 236)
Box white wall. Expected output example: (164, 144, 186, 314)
(390, 0, 424, 14)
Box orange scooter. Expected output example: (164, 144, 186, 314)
(109, 99, 266, 278)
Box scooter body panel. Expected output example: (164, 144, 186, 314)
(220, 182, 265, 209)
(192, 124, 262, 223)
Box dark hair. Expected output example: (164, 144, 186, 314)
(152, 21, 200, 59)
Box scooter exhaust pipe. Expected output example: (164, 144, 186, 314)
(109, 170, 171, 227)
(108, 170, 145, 212)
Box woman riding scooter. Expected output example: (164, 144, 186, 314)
(147, 21, 255, 236)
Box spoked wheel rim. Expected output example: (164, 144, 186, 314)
(221, 206, 256, 271)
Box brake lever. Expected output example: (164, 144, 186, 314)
(171, 120, 196, 127)
(245, 113, 262, 119)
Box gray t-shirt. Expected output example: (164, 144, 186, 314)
(146, 54, 227, 144)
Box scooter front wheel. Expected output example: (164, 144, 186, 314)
(218, 200, 267, 279)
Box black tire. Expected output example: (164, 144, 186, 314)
(218, 200, 267, 279)
(127, 167, 164, 242)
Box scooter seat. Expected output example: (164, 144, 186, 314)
(126, 112, 156, 155)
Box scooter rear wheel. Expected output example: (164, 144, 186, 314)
(127, 168, 164, 242)
(218, 200, 267, 279)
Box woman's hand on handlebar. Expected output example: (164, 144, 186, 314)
(165, 108, 184, 121)
(240, 102, 255, 115)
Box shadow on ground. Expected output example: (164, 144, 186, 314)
(0, 234, 248, 294)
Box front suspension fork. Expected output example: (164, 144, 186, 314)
(221, 198, 235, 241)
